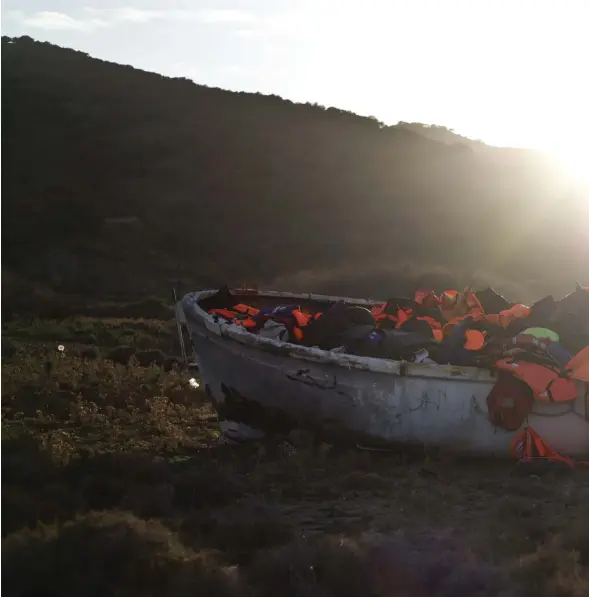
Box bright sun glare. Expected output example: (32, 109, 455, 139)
(552, 149, 589, 185)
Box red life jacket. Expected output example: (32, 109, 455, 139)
(487, 371, 534, 430)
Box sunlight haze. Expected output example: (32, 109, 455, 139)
(3, 0, 588, 180)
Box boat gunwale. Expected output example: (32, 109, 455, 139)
(181, 289, 498, 382)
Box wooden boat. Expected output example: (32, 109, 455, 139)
(180, 289, 589, 458)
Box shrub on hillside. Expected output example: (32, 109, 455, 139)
(2, 511, 236, 597)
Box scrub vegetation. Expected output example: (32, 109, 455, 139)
(2, 314, 589, 597)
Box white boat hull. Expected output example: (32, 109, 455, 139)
(181, 290, 589, 458)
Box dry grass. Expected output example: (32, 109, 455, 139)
(2, 316, 589, 596)
(3, 315, 175, 350)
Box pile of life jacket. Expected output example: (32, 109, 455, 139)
(204, 283, 588, 364)
(203, 284, 589, 461)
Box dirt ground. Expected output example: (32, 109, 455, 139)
(2, 316, 589, 597)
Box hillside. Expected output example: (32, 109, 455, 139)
(2, 36, 588, 306)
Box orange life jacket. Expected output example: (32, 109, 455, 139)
(463, 289, 483, 314)
(371, 303, 387, 316)
(442, 314, 469, 337)
(439, 288, 483, 321)
(233, 303, 260, 317)
(510, 425, 589, 468)
(392, 309, 444, 341)
(441, 316, 486, 350)
(210, 305, 258, 330)
(495, 359, 578, 402)
(413, 316, 444, 342)
(482, 304, 531, 329)
(234, 318, 257, 329)
(209, 308, 238, 319)
(371, 304, 398, 322)
(464, 329, 486, 350)
(291, 309, 312, 341)
(414, 289, 440, 309)
(567, 346, 589, 382)
(395, 308, 411, 328)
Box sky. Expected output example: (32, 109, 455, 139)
(3, 0, 589, 167)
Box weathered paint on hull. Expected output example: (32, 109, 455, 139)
(182, 290, 589, 458)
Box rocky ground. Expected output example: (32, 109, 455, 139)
(2, 314, 588, 597)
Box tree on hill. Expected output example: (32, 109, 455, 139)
(396, 122, 485, 148)
(2, 35, 587, 302)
